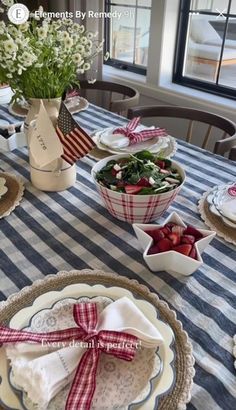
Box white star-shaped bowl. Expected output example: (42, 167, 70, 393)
(133, 212, 216, 276)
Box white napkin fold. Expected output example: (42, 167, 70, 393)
(6, 297, 163, 409)
(220, 198, 236, 222)
(99, 126, 155, 149)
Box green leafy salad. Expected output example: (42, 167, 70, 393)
(95, 151, 182, 195)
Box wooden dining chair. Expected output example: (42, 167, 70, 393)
(128, 105, 236, 158)
(79, 80, 139, 117)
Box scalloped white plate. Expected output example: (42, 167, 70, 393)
(92, 128, 177, 158)
(0, 284, 175, 410)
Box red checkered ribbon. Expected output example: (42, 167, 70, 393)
(113, 117, 168, 145)
(0, 303, 138, 410)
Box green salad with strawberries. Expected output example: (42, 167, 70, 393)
(95, 151, 182, 195)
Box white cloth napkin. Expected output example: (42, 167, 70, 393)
(99, 125, 155, 149)
(6, 297, 163, 409)
(220, 198, 236, 222)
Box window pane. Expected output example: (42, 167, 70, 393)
(138, 0, 152, 6)
(135, 8, 151, 66)
(190, 0, 229, 12)
(230, 0, 236, 14)
(183, 14, 226, 82)
(218, 17, 236, 87)
(109, 6, 135, 63)
(109, 0, 136, 5)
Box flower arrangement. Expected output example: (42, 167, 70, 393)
(0, 1, 105, 101)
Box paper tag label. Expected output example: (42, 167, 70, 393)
(29, 100, 63, 168)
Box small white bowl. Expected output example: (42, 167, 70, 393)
(133, 212, 216, 276)
(91, 154, 185, 224)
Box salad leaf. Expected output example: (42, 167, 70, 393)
(95, 151, 182, 195)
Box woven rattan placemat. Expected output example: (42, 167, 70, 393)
(0, 269, 195, 410)
(198, 191, 236, 245)
(0, 172, 24, 218)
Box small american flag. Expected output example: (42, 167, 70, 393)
(56, 102, 95, 165)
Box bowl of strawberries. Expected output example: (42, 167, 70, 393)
(133, 212, 216, 275)
(91, 151, 185, 223)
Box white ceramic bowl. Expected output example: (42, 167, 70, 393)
(91, 154, 186, 224)
(133, 212, 216, 276)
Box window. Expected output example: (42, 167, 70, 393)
(104, 0, 152, 74)
(174, 0, 236, 100)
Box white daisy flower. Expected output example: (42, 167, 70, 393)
(83, 62, 90, 71)
(2, 0, 14, 7)
(19, 22, 29, 32)
(76, 44, 85, 53)
(64, 37, 73, 49)
(87, 32, 94, 40)
(37, 27, 48, 39)
(72, 53, 82, 64)
(62, 31, 69, 40)
(79, 25, 85, 34)
(81, 36, 87, 45)
(4, 39, 18, 54)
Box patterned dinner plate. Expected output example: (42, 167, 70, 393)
(0, 284, 175, 410)
(92, 128, 177, 158)
(8, 296, 163, 410)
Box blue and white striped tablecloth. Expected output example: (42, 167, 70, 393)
(0, 103, 235, 410)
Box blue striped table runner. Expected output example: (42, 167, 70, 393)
(0, 103, 235, 410)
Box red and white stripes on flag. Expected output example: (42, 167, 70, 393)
(56, 102, 95, 165)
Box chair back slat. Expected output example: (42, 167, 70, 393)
(186, 120, 194, 142)
(79, 80, 139, 117)
(202, 125, 212, 149)
(127, 105, 236, 159)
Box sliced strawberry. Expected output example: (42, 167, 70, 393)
(160, 226, 171, 236)
(111, 168, 118, 176)
(173, 244, 192, 256)
(184, 226, 203, 240)
(181, 235, 195, 245)
(172, 225, 185, 236)
(168, 232, 181, 246)
(189, 246, 197, 260)
(147, 244, 160, 255)
(156, 159, 165, 169)
(137, 177, 151, 187)
(158, 238, 172, 252)
(124, 185, 142, 195)
(144, 229, 165, 242)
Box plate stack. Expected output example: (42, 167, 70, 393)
(93, 126, 177, 157)
(206, 183, 236, 229)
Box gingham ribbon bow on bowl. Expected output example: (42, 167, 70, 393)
(113, 117, 168, 145)
(0, 303, 137, 410)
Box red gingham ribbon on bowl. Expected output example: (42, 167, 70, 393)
(112, 117, 168, 145)
(0, 303, 138, 410)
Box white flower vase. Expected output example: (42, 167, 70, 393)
(24, 98, 76, 191)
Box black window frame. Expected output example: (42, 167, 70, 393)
(104, 0, 151, 75)
(173, 0, 236, 101)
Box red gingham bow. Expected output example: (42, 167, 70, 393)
(112, 117, 168, 145)
(0, 303, 138, 410)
